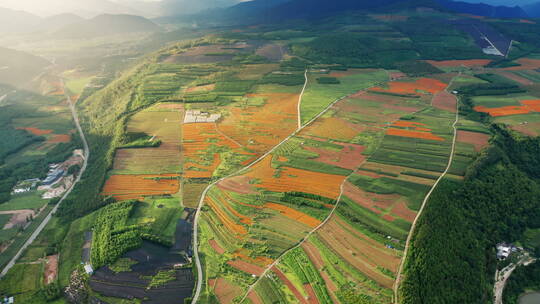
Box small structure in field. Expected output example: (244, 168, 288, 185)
(184, 110, 221, 124)
(84, 264, 94, 275)
(496, 242, 518, 260)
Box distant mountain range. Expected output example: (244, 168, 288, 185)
(0, 47, 50, 87)
(165, 0, 531, 25)
(0, 7, 161, 38)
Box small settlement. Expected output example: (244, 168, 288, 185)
(496, 242, 520, 260)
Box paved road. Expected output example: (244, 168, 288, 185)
(0, 84, 90, 278)
(494, 253, 535, 304)
(393, 76, 461, 303)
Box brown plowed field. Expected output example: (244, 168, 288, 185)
(273, 267, 308, 304)
(227, 259, 264, 276)
(101, 174, 180, 200)
(210, 278, 242, 304)
(390, 201, 417, 222)
(498, 72, 534, 86)
(303, 142, 366, 170)
(44, 254, 58, 285)
(343, 181, 399, 214)
(217, 176, 256, 194)
(457, 130, 490, 152)
(304, 284, 320, 304)
(209, 240, 225, 255)
(371, 78, 447, 96)
(426, 59, 491, 68)
(432, 91, 457, 113)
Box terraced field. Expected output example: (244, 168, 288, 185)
(194, 71, 485, 303)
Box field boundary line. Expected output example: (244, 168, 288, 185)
(297, 69, 308, 129)
(191, 79, 371, 303)
(393, 75, 461, 303)
(0, 81, 90, 278)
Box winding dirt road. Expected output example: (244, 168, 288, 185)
(393, 75, 461, 303)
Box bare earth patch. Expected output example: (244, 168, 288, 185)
(457, 130, 490, 152)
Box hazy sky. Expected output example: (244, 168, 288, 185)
(0, 0, 161, 16)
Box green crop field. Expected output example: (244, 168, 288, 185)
(301, 70, 388, 123)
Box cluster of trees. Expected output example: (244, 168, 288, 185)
(91, 201, 141, 268)
(503, 262, 540, 303)
(400, 128, 540, 303)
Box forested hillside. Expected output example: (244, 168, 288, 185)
(400, 128, 540, 303)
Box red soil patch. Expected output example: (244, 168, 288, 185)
(17, 127, 53, 136)
(101, 174, 180, 201)
(210, 278, 242, 304)
(387, 128, 444, 141)
(457, 130, 490, 152)
(48, 134, 71, 143)
(426, 59, 491, 68)
(209, 239, 225, 255)
(503, 58, 540, 71)
(219, 93, 298, 153)
(217, 176, 256, 195)
(245, 156, 345, 199)
(432, 91, 457, 113)
(227, 259, 265, 276)
(304, 284, 320, 304)
(303, 142, 366, 170)
(390, 201, 416, 222)
(44, 254, 58, 285)
(520, 19, 536, 24)
(264, 202, 321, 228)
(371, 78, 447, 96)
(273, 267, 308, 304)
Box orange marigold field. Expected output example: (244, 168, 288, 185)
(371, 78, 447, 96)
(425, 59, 491, 68)
(474, 100, 540, 117)
(245, 156, 345, 199)
(264, 202, 321, 228)
(218, 93, 298, 153)
(183, 122, 247, 178)
(101, 174, 180, 200)
(386, 128, 444, 141)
